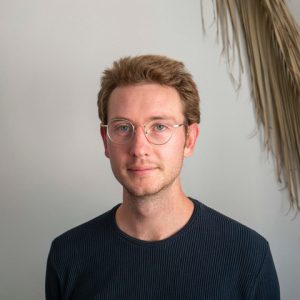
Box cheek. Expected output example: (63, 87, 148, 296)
(106, 144, 129, 168)
(107, 145, 121, 161)
(161, 141, 185, 163)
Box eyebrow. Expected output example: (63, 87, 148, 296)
(148, 116, 178, 122)
(110, 115, 178, 123)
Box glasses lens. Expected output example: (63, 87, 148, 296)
(146, 121, 173, 145)
(106, 120, 181, 145)
(108, 120, 133, 144)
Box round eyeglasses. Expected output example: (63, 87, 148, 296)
(101, 119, 185, 145)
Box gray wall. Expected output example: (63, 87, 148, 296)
(1, 0, 299, 299)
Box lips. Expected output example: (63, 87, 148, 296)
(127, 165, 158, 175)
(128, 167, 155, 171)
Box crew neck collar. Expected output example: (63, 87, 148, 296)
(111, 197, 200, 247)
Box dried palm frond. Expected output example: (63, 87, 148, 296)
(205, 0, 300, 210)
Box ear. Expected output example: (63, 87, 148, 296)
(184, 123, 199, 157)
(100, 126, 110, 158)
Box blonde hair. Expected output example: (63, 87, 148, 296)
(97, 55, 200, 125)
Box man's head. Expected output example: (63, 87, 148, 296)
(98, 55, 200, 199)
(97, 55, 200, 126)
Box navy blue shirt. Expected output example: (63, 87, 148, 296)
(46, 199, 280, 299)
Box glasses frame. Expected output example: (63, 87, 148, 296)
(101, 118, 186, 145)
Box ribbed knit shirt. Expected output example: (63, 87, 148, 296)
(46, 198, 280, 299)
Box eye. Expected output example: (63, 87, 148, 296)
(118, 124, 130, 131)
(153, 123, 168, 132)
(116, 124, 131, 133)
(111, 122, 132, 135)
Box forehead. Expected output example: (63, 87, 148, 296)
(107, 83, 184, 122)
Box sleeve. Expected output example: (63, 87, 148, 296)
(45, 242, 62, 300)
(248, 243, 280, 299)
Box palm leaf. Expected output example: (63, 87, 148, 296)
(206, 0, 300, 210)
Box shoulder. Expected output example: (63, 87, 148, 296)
(192, 199, 270, 260)
(49, 204, 119, 254)
(192, 199, 279, 295)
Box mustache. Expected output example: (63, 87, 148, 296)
(126, 160, 159, 170)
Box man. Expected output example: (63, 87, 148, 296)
(46, 55, 280, 299)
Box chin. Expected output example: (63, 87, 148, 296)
(123, 180, 176, 199)
(125, 187, 160, 198)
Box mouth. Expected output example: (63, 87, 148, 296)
(127, 166, 158, 176)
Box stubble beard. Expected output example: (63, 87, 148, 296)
(121, 159, 184, 201)
(111, 145, 187, 202)
(123, 174, 179, 201)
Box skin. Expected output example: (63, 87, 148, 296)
(101, 83, 199, 241)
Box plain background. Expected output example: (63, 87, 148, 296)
(1, 0, 300, 299)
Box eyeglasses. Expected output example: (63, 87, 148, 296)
(101, 119, 185, 145)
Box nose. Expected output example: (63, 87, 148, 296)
(128, 126, 150, 157)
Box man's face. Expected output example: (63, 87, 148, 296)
(101, 83, 198, 198)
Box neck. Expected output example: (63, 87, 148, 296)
(115, 182, 194, 241)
